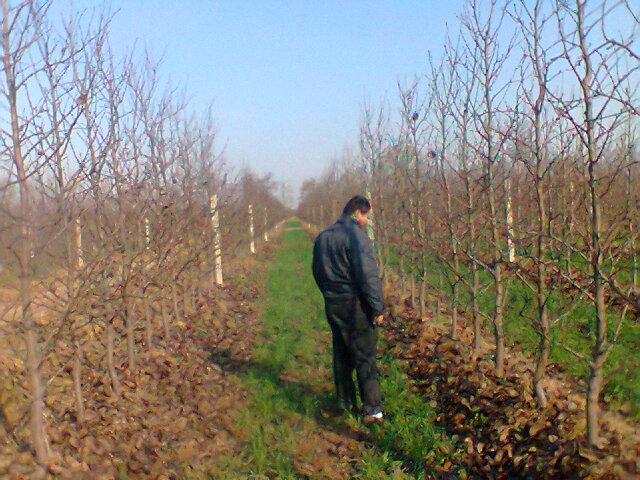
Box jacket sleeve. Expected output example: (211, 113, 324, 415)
(348, 226, 385, 317)
(311, 236, 323, 290)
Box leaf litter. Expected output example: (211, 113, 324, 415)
(381, 294, 640, 479)
(0, 262, 265, 480)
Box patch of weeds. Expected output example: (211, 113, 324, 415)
(470, 412, 489, 428)
(356, 450, 413, 479)
(349, 354, 460, 478)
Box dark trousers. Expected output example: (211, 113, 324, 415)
(324, 298, 382, 415)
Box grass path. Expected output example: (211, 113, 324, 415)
(215, 223, 458, 479)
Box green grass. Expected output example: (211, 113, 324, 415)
(215, 221, 458, 479)
(502, 277, 640, 416)
(354, 353, 459, 477)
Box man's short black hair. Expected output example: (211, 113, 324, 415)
(343, 195, 371, 215)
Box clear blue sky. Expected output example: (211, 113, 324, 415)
(57, 1, 463, 195)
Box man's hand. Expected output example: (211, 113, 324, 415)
(373, 315, 385, 326)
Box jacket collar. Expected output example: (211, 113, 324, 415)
(337, 213, 360, 228)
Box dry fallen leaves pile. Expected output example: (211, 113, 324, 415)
(382, 298, 640, 479)
(0, 268, 263, 480)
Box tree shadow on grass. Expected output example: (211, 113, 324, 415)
(204, 344, 453, 478)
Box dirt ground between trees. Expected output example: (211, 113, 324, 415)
(0, 259, 268, 479)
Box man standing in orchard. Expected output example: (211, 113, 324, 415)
(312, 195, 385, 424)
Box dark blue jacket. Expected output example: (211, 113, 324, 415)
(312, 214, 385, 318)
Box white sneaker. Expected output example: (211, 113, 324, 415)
(364, 411, 384, 425)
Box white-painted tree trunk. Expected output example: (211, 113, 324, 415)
(75, 217, 84, 269)
(28, 225, 35, 259)
(248, 204, 256, 254)
(144, 217, 150, 250)
(505, 178, 515, 263)
(210, 194, 224, 286)
(365, 188, 375, 241)
(263, 207, 269, 242)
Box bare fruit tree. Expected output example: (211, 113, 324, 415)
(298, 0, 639, 450)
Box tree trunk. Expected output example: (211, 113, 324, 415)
(263, 207, 269, 242)
(633, 229, 638, 290)
(25, 326, 50, 463)
(248, 204, 256, 254)
(419, 274, 427, 320)
(410, 275, 417, 310)
(72, 341, 85, 424)
(182, 281, 191, 317)
(144, 293, 153, 350)
(435, 274, 443, 324)
(161, 297, 170, 339)
(210, 193, 224, 286)
(75, 217, 84, 269)
(472, 265, 481, 351)
(106, 322, 122, 395)
(627, 166, 638, 290)
(450, 280, 458, 340)
(505, 178, 516, 262)
(533, 171, 550, 407)
(534, 177, 550, 409)
(172, 281, 182, 322)
(466, 178, 481, 350)
(493, 265, 506, 377)
(1, 3, 49, 462)
(460, 93, 479, 351)
(143, 217, 151, 250)
(439, 123, 460, 339)
(587, 351, 607, 446)
(565, 179, 575, 275)
(575, 0, 607, 446)
(586, 178, 607, 445)
(124, 297, 136, 372)
(487, 155, 505, 377)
